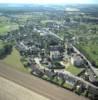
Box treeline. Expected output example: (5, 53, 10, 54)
(75, 44, 98, 68)
(0, 43, 12, 59)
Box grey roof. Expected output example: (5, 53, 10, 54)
(50, 46, 63, 51)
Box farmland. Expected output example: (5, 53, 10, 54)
(2, 47, 30, 73)
(0, 16, 18, 34)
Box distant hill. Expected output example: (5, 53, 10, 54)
(0, 3, 98, 13)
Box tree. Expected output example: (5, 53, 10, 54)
(0, 48, 5, 59)
(4, 43, 12, 54)
(0, 42, 12, 59)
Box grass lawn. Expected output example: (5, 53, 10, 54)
(65, 64, 83, 75)
(63, 83, 73, 89)
(2, 47, 30, 73)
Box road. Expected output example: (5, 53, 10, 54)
(34, 58, 97, 89)
(0, 62, 88, 100)
(47, 30, 98, 77)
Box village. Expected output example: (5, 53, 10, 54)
(0, 17, 97, 100)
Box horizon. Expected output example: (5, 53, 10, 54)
(0, 0, 97, 5)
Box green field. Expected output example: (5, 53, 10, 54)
(41, 20, 63, 24)
(0, 16, 19, 35)
(79, 43, 98, 66)
(65, 64, 83, 75)
(0, 23, 18, 34)
(2, 47, 30, 73)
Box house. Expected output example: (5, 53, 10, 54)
(44, 69, 57, 79)
(31, 45, 40, 55)
(71, 53, 84, 67)
(41, 58, 48, 65)
(49, 46, 61, 60)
